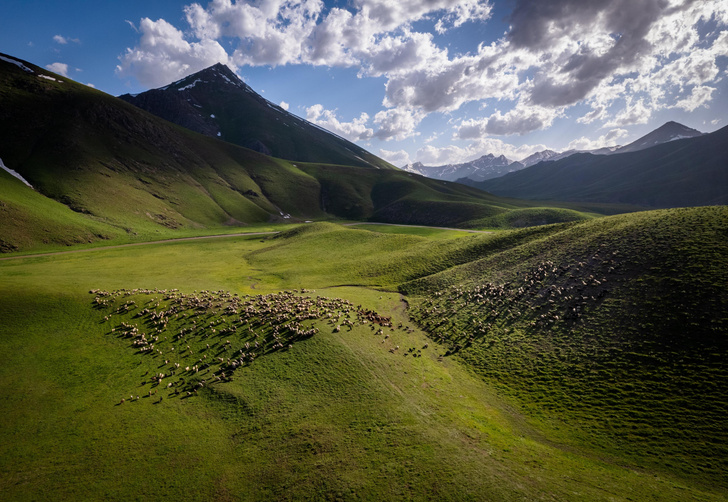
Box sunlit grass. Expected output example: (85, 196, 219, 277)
(0, 209, 726, 500)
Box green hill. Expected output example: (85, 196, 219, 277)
(0, 53, 603, 252)
(0, 207, 726, 500)
(403, 206, 728, 486)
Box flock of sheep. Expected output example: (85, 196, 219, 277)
(410, 252, 618, 354)
(91, 287, 422, 405)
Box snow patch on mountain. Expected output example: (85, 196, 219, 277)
(0, 158, 33, 188)
(0, 55, 33, 73)
(178, 79, 202, 91)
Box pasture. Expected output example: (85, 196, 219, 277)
(0, 219, 725, 501)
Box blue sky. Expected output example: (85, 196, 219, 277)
(2, 0, 727, 166)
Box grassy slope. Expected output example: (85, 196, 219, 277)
(402, 206, 728, 487)
(0, 169, 122, 251)
(1, 226, 723, 501)
(0, 54, 610, 253)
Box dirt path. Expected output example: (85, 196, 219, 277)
(0, 231, 279, 262)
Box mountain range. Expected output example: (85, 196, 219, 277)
(405, 121, 705, 183)
(403, 154, 523, 182)
(467, 124, 727, 208)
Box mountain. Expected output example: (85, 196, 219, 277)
(520, 149, 561, 167)
(119, 63, 393, 169)
(471, 125, 728, 208)
(0, 53, 594, 252)
(402, 154, 525, 182)
(511, 122, 701, 171)
(614, 121, 703, 154)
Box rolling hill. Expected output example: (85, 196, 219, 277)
(0, 53, 608, 253)
(469, 125, 728, 208)
(401, 205, 728, 487)
(1, 207, 725, 500)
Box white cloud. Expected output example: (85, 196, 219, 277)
(116, 0, 726, 144)
(279, 100, 290, 111)
(45, 62, 69, 77)
(85, 83, 96, 88)
(116, 17, 233, 88)
(605, 99, 651, 127)
(373, 108, 424, 141)
(567, 128, 628, 151)
(576, 105, 607, 125)
(378, 148, 411, 166)
(457, 103, 561, 137)
(673, 85, 715, 112)
(305, 104, 373, 142)
(53, 34, 79, 45)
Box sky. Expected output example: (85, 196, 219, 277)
(2, 0, 727, 166)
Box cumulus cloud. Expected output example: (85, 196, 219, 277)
(378, 148, 411, 166)
(279, 100, 290, 111)
(116, 17, 233, 87)
(567, 128, 628, 151)
(305, 104, 374, 142)
(45, 62, 69, 77)
(674, 85, 715, 112)
(373, 108, 425, 141)
(116, 0, 727, 143)
(457, 103, 560, 138)
(605, 99, 651, 127)
(506, 0, 727, 123)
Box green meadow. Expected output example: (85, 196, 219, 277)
(1, 211, 726, 501)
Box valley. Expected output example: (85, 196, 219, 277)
(1, 49, 726, 501)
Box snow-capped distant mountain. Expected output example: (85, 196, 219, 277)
(520, 150, 560, 168)
(405, 122, 703, 184)
(403, 154, 524, 182)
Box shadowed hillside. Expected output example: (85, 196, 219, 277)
(470, 126, 728, 208)
(0, 53, 603, 252)
(120, 63, 395, 170)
